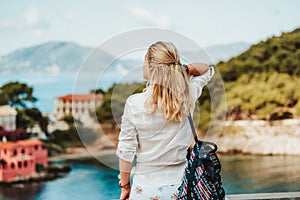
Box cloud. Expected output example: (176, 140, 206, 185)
(0, 20, 15, 28)
(45, 64, 61, 75)
(24, 6, 49, 36)
(32, 28, 44, 37)
(24, 6, 50, 30)
(63, 12, 79, 22)
(116, 64, 129, 76)
(25, 6, 39, 25)
(0, 5, 49, 36)
(126, 6, 173, 28)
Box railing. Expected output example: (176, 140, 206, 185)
(227, 192, 300, 200)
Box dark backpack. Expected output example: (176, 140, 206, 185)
(177, 114, 226, 200)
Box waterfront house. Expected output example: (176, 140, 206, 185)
(0, 139, 48, 182)
(54, 94, 102, 123)
(0, 105, 17, 131)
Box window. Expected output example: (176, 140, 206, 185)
(11, 163, 15, 169)
(34, 145, 39, 150)
(13, 149, 17, 156)
(21, 149, 25, 154)
(24, 161, 27, 168)
(18, 161, 22, 168)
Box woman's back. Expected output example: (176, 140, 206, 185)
(116, 41, 214, 200)
(124, 92, 190, 170)
(117, 69, 214, 186)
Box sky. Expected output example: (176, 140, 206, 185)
(0, 0, 299, 56)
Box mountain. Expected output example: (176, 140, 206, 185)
(0, 41, 140, 75)
(0, 41, 91, 74)
(0, 41, 249, 75)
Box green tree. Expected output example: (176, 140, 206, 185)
(48, 115, 97, 151)
(0, 82, 49, 136)
(25, 108, 49, 137)
(0, 81, 37, 109)
(95, 82, 146, 128)
(16, 109, 35, 130)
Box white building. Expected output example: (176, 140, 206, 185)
(54, 94, 102, 123)
(0, 105, 17, 131)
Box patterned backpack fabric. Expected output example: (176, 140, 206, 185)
(177, 114, 226, 200)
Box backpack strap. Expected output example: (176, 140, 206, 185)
(187, 112, 203, 200)
(187, 112, 199, 143)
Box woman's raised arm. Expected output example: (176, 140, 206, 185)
(185, 63, 209, 76)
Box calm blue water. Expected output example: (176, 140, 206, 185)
(0, 74, 83, 114)
(0, 155, 299, 200)
(0, 70, 144, 114)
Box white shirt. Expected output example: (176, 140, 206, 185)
(116, 67, 214, 185)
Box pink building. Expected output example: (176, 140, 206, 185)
(0, 139, 48, 182)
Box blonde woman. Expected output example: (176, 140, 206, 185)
(116, 41, 214, 200)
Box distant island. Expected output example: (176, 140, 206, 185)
(0, 41, 249, 75)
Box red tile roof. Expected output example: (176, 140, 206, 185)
(57, 94, 102, 101)
(0, 139, 43, 149)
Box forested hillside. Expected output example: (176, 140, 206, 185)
(217, 28, 300, 121)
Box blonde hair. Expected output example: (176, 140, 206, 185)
(144, 41, 193, 122)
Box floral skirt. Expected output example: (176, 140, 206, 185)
(128, 164, 185, 199)
(129, 183, 180, 200)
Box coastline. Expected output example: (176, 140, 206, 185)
(0, 147, 116, 185)
(48, 146, 116, 162)
(47, 118, 300, 161)
(217, 119, 300, 156)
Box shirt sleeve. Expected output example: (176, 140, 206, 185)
(116, 97, 138, 163)
(189, 66, 215, 100)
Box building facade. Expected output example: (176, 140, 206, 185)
(0, 105, 17, 131)
(54, 94, 102, 122)
(0, 139, 48, 182)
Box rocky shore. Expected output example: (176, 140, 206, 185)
(0, 165, 71, 185)
(47, 119, 300, 157)
(217, 119, 300, 155)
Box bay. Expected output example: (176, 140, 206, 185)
(0, 155, 299, 199)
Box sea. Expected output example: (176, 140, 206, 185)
(0, 155, 299, 199)
(0, 73, 143, 114)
